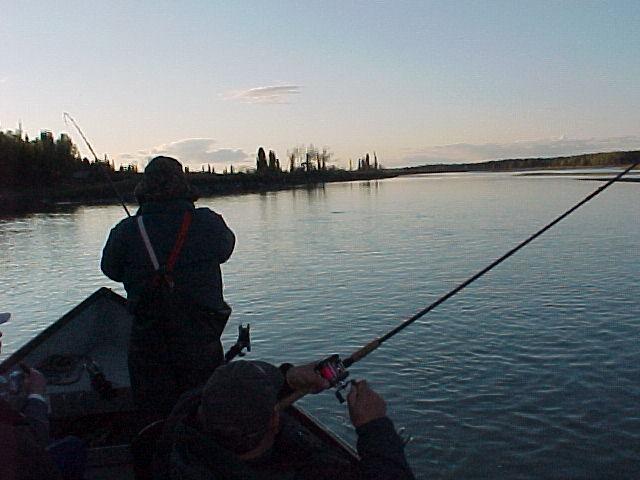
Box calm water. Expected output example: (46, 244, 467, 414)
(1, 172, 639, 479)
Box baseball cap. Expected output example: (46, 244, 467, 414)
(198, 360, 284, 453)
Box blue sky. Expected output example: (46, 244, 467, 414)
(1, 1, 639, 169)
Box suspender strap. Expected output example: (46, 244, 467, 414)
(137, 216, 160, 271)
(136, 211, 193, 284)
(166, 211, 193, 273)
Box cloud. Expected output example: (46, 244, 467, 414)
(226, 85, 301, 104)
(151, 138, 220, 163)
(0, 77, 7, 84)
(205, 148, 249, 163)
(115, 138, 251, 169)
(401, 135, 640, 166)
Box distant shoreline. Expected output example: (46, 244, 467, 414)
(389, 150, 639, 176)
(3, 148, 639, 216)
(0, 169, 398, 216)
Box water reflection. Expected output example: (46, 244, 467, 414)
(0, 202, 84, 221)
(1, 173, 639, 478)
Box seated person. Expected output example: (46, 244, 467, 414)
(154, 359, 415, 479)
(0, 332, 85, 480)
(1, 327, 62, 479)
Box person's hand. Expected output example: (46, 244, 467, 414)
(347, 380, 387, 428)
(285, 362, 331, 394)
(22, 366, 47, 395)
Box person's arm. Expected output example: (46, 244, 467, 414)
(100, 222, 127, 281)
(21, 367, 50, 446)
(275, 362, 331, 403)
(348, 380, 415, 480)
(205, 210, 235, 263)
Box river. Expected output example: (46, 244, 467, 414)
(1, 171, 639, 479)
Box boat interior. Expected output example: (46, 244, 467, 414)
(1, 288, 359, 479)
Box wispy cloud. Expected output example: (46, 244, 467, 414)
(402, 136, 640, 166)
(115, 138, 251, 169)
(0, 77, 8, 84)
(226, 85, 301, 104)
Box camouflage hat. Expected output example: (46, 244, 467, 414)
(198, 360, 283, 453)
(134, 156, 199, 204)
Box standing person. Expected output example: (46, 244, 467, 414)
(101, 156, 235, 420)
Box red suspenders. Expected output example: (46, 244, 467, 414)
(138, 211, 193, 289)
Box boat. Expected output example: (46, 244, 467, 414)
(0, 287, 359, 479)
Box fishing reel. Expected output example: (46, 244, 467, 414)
(224, 324, 251, 364)
(315, 354, 352, 403)
(85, 359, 116, 400)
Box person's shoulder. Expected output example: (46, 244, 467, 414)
(111, 215, 137, 231)
(167, 387, 203, 424)
(194, 207, 225, 223)
(104, 218, 136, 243)
(194, 206, 218, 215)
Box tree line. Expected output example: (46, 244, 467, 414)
(393, 150, 640, 174)
(254, 145, 334, 174)
(0, 129, 123, 189)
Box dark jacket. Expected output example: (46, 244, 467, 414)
(154, 389, 415, 480)
(101, 199, 235, 311)
(0, 398, 62, 480)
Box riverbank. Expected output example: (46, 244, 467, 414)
(0, 168, 397, 216)
(388, 150, 640, 175)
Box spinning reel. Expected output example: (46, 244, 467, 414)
(315, 354, 353, 403)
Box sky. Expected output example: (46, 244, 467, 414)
(1, 1, 640, 170)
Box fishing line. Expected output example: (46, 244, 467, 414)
(343, 159, 640, 368)
(279, 159, 640, 407)
(63, 112, 131, 217)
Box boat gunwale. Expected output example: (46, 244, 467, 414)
(287, 405, 360, 462)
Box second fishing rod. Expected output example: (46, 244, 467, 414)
(280, 159, 640, 406)
(63, 113, 131, 217)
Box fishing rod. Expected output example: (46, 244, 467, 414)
(63, 112, 131, 217)
(280, 159, 640, 406)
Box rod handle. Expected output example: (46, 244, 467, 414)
(345, 339, 380, 367)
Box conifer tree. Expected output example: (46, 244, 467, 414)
(256, 147, 267, 172)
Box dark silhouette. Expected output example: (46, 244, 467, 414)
(256, 147, 268, 172)
(289, 152, 296, 172)
(0, 129, 103, 188)
(101, 156, 235, 421)
(268, 150, 280, 171)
